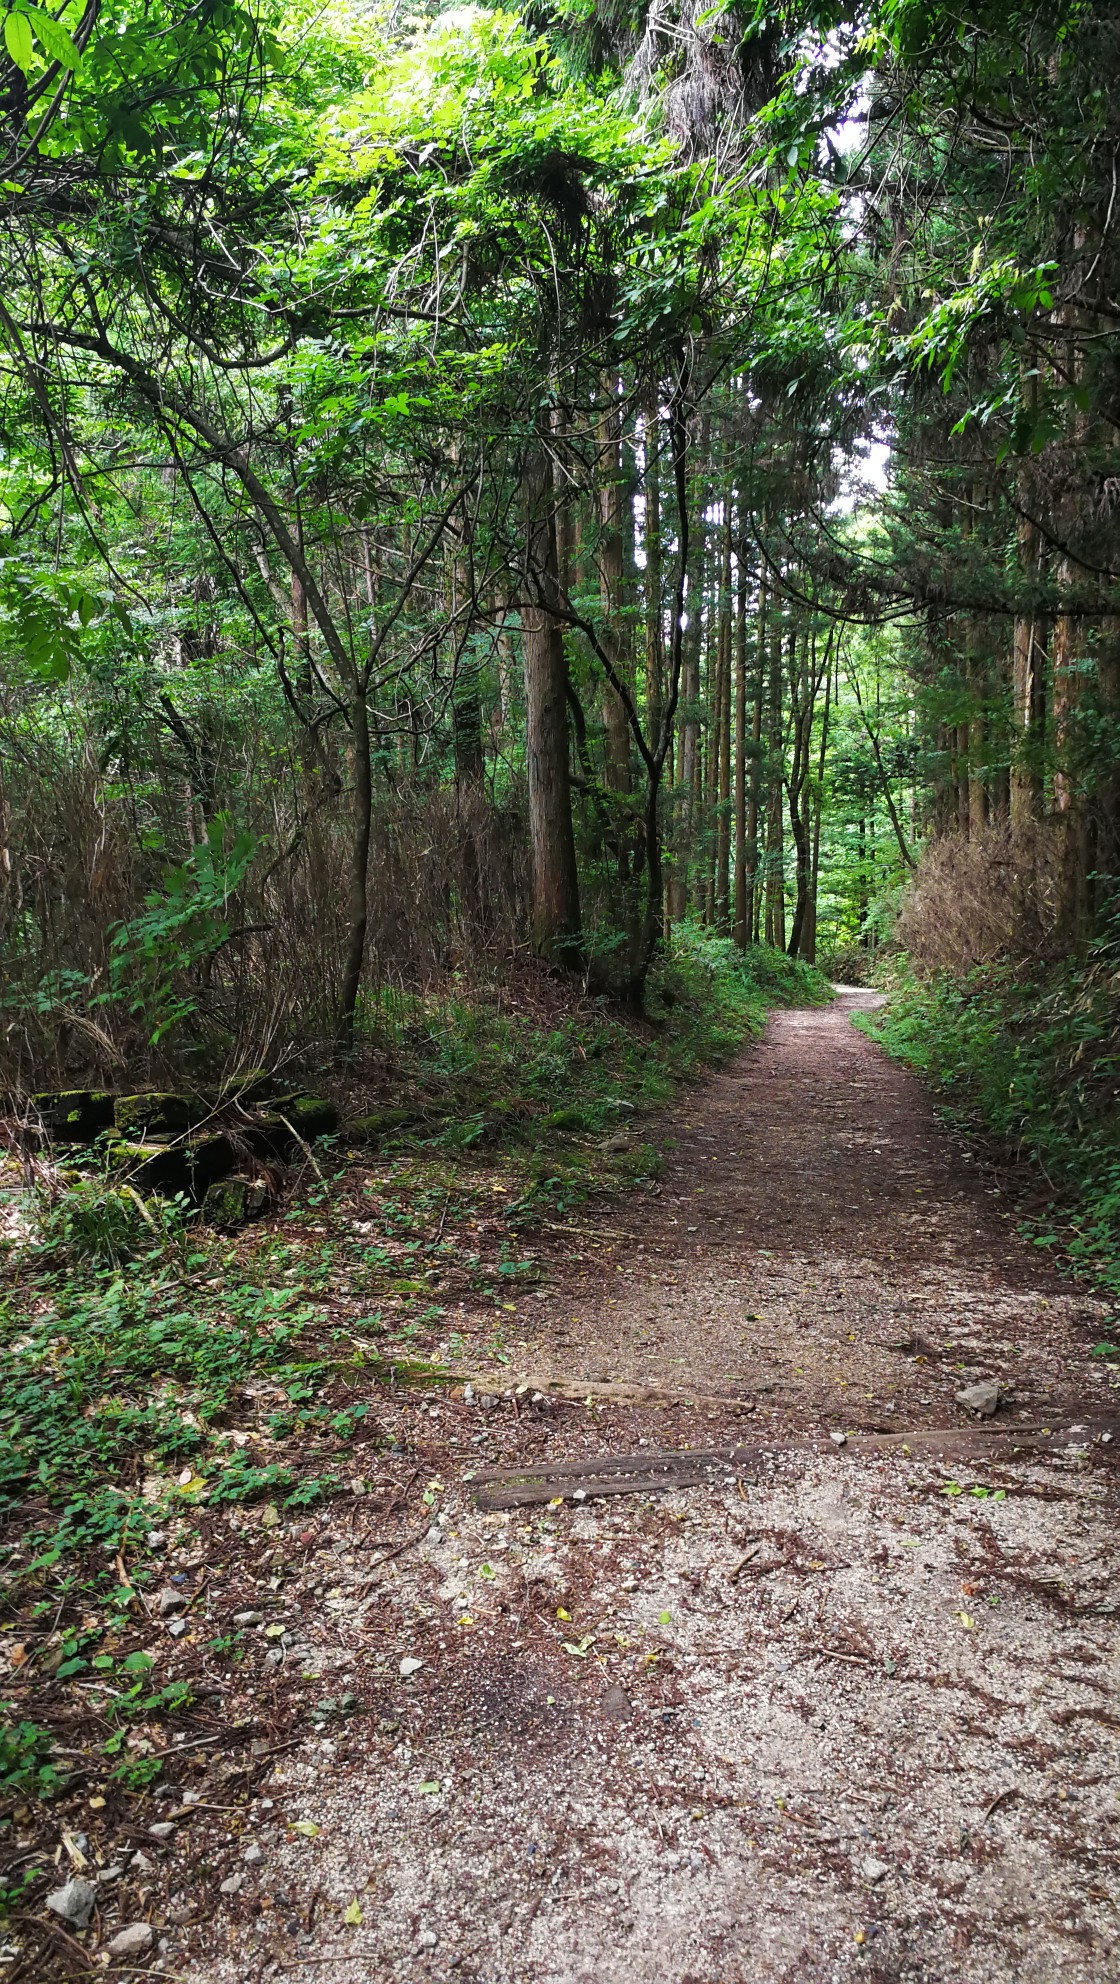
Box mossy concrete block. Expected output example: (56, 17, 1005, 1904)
(32, 1090, 115, 1139)
(190, 1134, 238, 1189)
(113, 1092, 195, 1137)
(202, 1176, 267, 1230)
(215, 1066, 276, 1107)
(265, 1095, 339, 1140)
(106, 1139, 192, 1194)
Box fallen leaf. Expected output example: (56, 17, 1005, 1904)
(419, 1781, 440, 1795)
(343, 1900, 362, 1926)
(292, 1820, 319, 1838)
(957, 1611, 975, 1630)
(556, 1607, 570, 1621)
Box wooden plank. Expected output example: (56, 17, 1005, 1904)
(466, 1420, 1118, 1511)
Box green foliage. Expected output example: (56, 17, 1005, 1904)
(863, 955, 1120, 1304)
(31, 1177, 190, 1268)
(0, 1710, 65, 1799)
(103, 817, 258, 1043)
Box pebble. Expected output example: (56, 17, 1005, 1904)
(234, 1611, 264, 1626)
(157, 1587, 186, 1617)
(148, 1821, 176, 1841)
(106, 1923, 154, 1960)
(147, 1530, 168, 1551)
(861, 1856, 889, 1883)
(829, 1431, 848, 1447)
(956, 1380, 1001, 1416)
(261, 1504, 281, 1529)
(243, 1844, 262, 1864)
(417, 1928, 439, 1951)
(168, 1618, 188, 1638)
(399, 1657, 424, 1678)
(45, 1878, 96, 1928)
(219, 1873, 244, 1895)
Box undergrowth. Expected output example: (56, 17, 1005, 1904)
(860, 952, 1120, 1311)
(0, 933, 827, 1809)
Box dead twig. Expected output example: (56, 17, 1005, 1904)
(981, 1785, 1019, 1824)
(729, 1542, 762, 1581)
(357, 1519, 431, 1590)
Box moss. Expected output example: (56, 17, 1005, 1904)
(113, 1093, 195, 1137)
(546, 1105, 595, 1133)
(344, 1107, 420, 1142)
(202, 1177, 266, 1229)
(267, 1095, 339, 1140)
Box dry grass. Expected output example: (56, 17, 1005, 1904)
(895, 823, 1063, 971)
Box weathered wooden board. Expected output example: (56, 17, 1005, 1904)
(467, 1421, 1118, 1511)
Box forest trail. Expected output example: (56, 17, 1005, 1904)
(199, 1000, 1120, 1984)
(502, 987, 1110, 1433)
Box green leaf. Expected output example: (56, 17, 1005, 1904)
(27, 6, 79, 66)
(4, 10, 34, 72)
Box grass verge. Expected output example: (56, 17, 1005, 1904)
(858, 954, 1120, 1320)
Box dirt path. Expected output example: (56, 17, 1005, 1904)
(193, 994, 1120, 1984)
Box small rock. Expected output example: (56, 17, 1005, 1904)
(417, 1928, 439, 1951)
(130, 1850, 155, 1874)
(45, 1879, 96, 1929)
(168, 1618, 188, 1638)
(399, 1657, 424, 1678)
(219, 1873, 244, 1895)
(147, 1530, 168, 1551)
(956, 1380, 1001, 1417)
(148, 1821, 176, 1841)
(233, 1610, 263, 1626)
(99, 1865, 125, 1883)
(243, 1844, 262, 1864)
(462, 1384, 474, 1404)
(106, 1923, 154, 1960)
(601, 1684, 632, 1721)
(829, 1431, 848, 1447)
(261, 1504, 281, 1530)
(861, 1856, 889, 1884)
(158, 1587, 187, 1617)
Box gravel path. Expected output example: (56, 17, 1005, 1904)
(188, 991, 1120, 1984)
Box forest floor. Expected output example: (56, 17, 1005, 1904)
(9, 990, 1120, 1983)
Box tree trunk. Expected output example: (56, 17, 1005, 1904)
(337, 679, 372, 1051)
(715, 505, 732, 932)
(732, 538, 748, 947)
(598, 381, 633, 814)
(523, 443, 582, 962)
